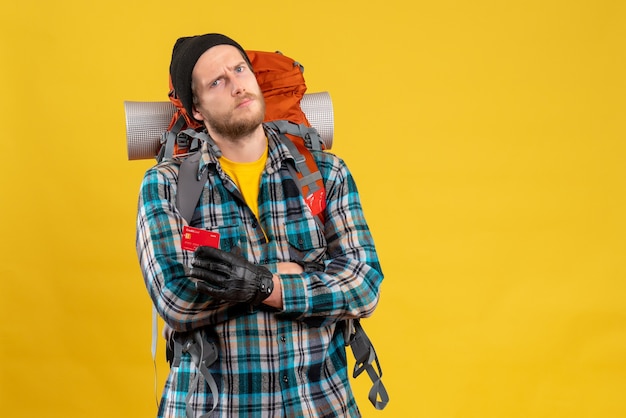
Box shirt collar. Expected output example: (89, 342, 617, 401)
(195, 123, 297, 179)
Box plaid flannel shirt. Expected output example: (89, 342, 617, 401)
(136, 126, 384, 417)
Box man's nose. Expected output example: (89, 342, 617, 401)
(230, 76, 245, 96)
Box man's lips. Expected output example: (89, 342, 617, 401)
(236, 96, 254, 108)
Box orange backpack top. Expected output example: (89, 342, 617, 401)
(248, 50, 310, 125)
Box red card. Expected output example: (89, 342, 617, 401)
(181, 226, 220, 251)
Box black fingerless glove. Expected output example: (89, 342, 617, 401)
(190, 246, 274, 305)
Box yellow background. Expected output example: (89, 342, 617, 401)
(1, 0, 625, 417)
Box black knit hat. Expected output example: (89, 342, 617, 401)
(169, 33, 251, 118)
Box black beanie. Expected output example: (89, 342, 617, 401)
(169, 33, 251, 118)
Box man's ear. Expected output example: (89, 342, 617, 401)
(192, 105, 205, 122)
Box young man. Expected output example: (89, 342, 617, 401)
(136, 33, 384, 417)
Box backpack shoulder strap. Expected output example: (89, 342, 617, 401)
(176, 151, 207, 224)
(176, 122, 325, 226)
(266, 121, 327, 224)
(279, 135, 326, 224)
(162, 117, 217, 224)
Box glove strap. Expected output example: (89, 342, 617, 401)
(250, 269, 274, 306)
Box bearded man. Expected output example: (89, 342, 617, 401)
(136, 33, 384, 417)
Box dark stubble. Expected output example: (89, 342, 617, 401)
(206, 94, 266, 141)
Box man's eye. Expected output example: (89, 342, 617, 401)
(211, 79, 221, 87)
(235, 65, 245, 73)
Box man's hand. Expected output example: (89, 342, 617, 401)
(190, 246, 274, 305)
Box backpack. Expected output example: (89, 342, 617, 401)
(161, 50, 328, 225)
(126, 50, 388, 411)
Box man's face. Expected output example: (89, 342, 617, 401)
(191, 45, 265, 141)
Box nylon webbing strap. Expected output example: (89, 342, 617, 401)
(266, 120, 323, 151)
(279, 135, 322, 194)
(347, 319, 389, 410)
(263, 121, 327, 222)
(151, 306, 160, 408)
(170, 330, 219, 417)
(159, 115, 186, 162)
(176, 151, 207, 223)
(299, 171, 324, 190)
(284, 163, 324, 231)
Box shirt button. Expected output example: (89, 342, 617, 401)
(280, 336, 286, 343)
(283, 375, 289, 383)
(251, 220, 258, 228)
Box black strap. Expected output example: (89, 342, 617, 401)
(346, 319, 389, 410)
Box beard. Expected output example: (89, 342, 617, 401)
(205, 94, 266, 141)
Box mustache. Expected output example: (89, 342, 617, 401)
(235, 92, 260, 106)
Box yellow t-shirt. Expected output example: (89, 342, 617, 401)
(219, 147, 268, 222)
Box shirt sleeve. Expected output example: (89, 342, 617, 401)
(136, 163, 241, 332)
(278, 153, 384, 326)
